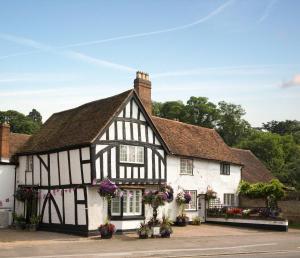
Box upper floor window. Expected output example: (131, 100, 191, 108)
(180, 159, 193, 175)
(26, 156, 33, 172)
(220, 163, 230, 175)
(223, 193, 236, 206)
(120, 145, 144, 164)
(185, 190, 197, 211)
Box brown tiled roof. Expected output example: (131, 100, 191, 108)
(19, 90, 133, 154)
(230, 148, 274, 183)
(152, 116, 241, 165)
(9, 133, 31, 161)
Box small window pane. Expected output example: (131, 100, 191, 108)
(180, 159, 193, 175)
(120, 145, 127, 162)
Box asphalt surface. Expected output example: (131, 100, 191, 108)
(0, 226, 300, 258)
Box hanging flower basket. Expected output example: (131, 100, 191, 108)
(14, 187, 38, 202)
(143, 191, 167, 207)
(160, 184, 174, 203)
(97, 179, 119, 200)
(176, 191, 191, 205)
(206, 189, 217, 200)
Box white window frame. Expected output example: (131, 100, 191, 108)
(180, 159, 193, 175)
(223, 193, 236, 207)
(26, 155, 33, 172)
(119, 145, 144, 164)
(184, 190, 197, 211)
(110, 189, 142, 217)
(220, 163, 230, 175)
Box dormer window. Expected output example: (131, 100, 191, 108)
(180, 159, 193, 175)
(26, 155, 33, 172)
(120, 145, 144, 164)
(220, 163, 230, 175)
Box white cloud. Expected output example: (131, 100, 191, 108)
(280, 74, 300, 88)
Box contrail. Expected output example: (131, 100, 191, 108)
(57, 0, 235, 49)
(257, 0, 278, 24)
(0, 0, 235, 61)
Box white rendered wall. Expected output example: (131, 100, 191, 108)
(0, 164, 15, 209)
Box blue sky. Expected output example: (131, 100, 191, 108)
(0, 0, 299, 126)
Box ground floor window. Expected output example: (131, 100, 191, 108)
(110, 189, 142, 217)
(223, 193, 236, 206)
(184, 190, 197, 211)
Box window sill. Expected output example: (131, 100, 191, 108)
(110, 215, 145, 221)
(180, 173, 194, 176)
(184, 209, 197, 212)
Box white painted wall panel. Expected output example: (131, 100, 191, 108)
(155, 136, 161, 146)
(77, 188, 84, 200)
(41, 164, 48, 186)
(95, 145, 108, 155)
(99, 132, 106, 141)
(33, 156, 40, 186)
(108, 122, 115, 140)
(70, 149, 81, 184)
(125, 122, 131, 140)
(148, 127, 153, 143)
(141, 125, 146, 142)
(50, 153, 59, 186)
(59, 151, 69, 185)
(103, 152, 107, 178)
(26, 172, 32, 185)
(95, 158, 100, 179)
(132, 123, 138, 141)
(132, 101, 138, 119)
(52, 191, 63, 223)
(140, 113, 146, 121)
(64, 189, 75, 225)
(147, 149, 152, 179)
(155, 155, 159, 179)
(111, 147, 116, 178)
(140, 167, 145, 179)
(81, 147, 90, 161)
(127, 167, 131, 179)
(17, 156, 26, 185)
(120, 166, 125, 178)
(125, 102, 130, 118)
(83, 164, 91, 183)
(77, 205, 86, 225)
(117, 121, 123, 140)
(118, 110, 124, 118)
(133, 167, 138, 179)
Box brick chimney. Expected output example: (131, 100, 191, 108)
(0, 123, 10, 162)
(134, 71, 152, 114)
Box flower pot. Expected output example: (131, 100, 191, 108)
(138, 233, 149, 239)
(175, 217, 189, 227)
(29, 224, 38, 232)
(160, 231, 171, 238)
(151, 226, 161, 237)
(15, 222, 26, 230)
(100, 232, 113, 239)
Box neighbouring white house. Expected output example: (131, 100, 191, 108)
(0, 123, 30, 227)
(15, 71, 246, 235)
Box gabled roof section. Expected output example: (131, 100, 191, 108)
(152, 116, 241, 165)
(19, 90, 133, 154)
(231, 147, 274, 183)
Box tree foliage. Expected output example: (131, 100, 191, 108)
(0, 109, 42, 134)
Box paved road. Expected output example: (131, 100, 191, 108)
(0, 228, 300, 257)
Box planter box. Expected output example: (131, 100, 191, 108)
(206, 217, 288, 231)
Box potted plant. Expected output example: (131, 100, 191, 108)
(160, 216, 173, 238)
(175, 191, 191, 226)
(143, 190, 168, 237)
(191, 216, 201, 225)
(29, 215, 41, 231)
(160, 184, 174, 203)
(137, 222, 151, 239)
(13, 213, 26, 230)
(98, 219, 116, 239)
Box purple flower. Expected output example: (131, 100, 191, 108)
(184, 192, 192, 203)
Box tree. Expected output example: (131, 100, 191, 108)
(157, 101, 186, 121)
(217, 101, 251, 146)
(0, 109, 42, 134)
(263, 120, 300, 135)
(183, 97, 219, 128)
(237, 131, 300, 189)
(27, 109, 42, 124)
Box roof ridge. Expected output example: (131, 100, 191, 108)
(53, 89, 133, 116)
(152, 116, 215, 131)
